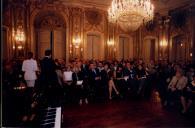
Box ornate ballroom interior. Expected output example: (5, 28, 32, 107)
(2, 0, 195, 127)
(2, 0, 195, 63)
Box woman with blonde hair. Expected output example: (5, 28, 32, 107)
(165, 68, 188, 107)
(72, 66, 89, 105)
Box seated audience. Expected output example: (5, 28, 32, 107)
(165, 69, 188, 108)
(181, 75, 195, 113)
(6, 55, 195, 125)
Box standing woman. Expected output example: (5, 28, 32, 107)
(22, 52, 38, 89)
(22, 52, 38, 122)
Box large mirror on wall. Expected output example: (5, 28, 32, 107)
(118, 36, 133, 60)
(34, 12, 66, 60)
(86, 34, 101, 60)
(171, 34, 186, 62)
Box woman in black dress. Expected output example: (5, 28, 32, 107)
(108, 68, 120, 100)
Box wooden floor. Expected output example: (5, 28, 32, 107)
(62, 98, 195, 128)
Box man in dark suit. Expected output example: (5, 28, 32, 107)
(40, 50, 59, 106)
(123, 61, 137, 96)
(88, 62, 101, 101)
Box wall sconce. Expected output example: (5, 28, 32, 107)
(190, 53, 193, 57)
(107, 39, 114, 46)
(14, 26, 25, 42)
(12, 25, 25, 58)
(180, 43, 183, 47)
(73, 37, 81, 49)
(17, 45, 23, 50)
(160, 39, 167, 47)
(81, 48, 83, 52)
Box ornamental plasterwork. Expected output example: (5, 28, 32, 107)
(117, 25, 129, 35)
(40, 15, 65, 29)
(71, 8, 82, 35)
(142, 26, 159, 38)
(170, 25, 188, 38)
(84, 8, 105, 33)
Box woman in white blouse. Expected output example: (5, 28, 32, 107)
(22, 52, 38, 122)
(22, 52, 38, 88)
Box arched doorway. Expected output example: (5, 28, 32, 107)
(34, 11, 66, 59)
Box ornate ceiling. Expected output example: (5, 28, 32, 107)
(59, 0, 194, 15)
(3, 0, 195, 15)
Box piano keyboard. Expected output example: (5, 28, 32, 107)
(41, 107, 61, 128)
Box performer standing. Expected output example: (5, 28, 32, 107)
(22, 52, 38, 122)
(40, 50, 58, 106)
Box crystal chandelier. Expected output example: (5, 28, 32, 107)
(108, 0, 154, 32)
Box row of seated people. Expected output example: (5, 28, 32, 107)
(2, 51, 195, 125)
(54, 59, 195, 115)
(54, 60, 155, 105)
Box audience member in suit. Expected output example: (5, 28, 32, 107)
(39, 50, 59, 106)
(88, 63, 101, 101)
(123, 62, 137, 95)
